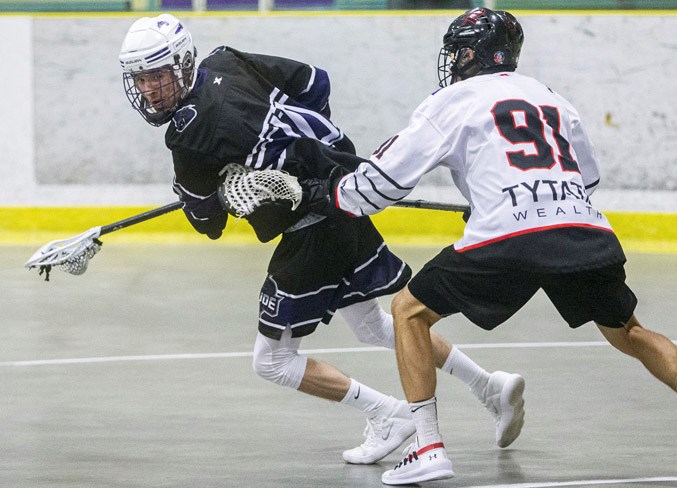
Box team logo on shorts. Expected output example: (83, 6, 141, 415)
(493, 51, 506, 64)
(259, 276, 283, 317)
(173, 104, 197, 133)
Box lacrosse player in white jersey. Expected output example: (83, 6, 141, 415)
(118, 13, 527, 467)
(303, 7, 677, 485)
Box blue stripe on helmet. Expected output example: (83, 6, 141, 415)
(145, 47, 171, 63)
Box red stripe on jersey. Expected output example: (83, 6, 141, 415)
(335, 183, 357, 218)
(457, 223, 615, 253)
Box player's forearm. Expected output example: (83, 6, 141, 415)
(335, 171, 413, 216)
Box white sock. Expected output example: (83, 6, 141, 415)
(340, 379, 392, 414)
(410, 397, 442, 447)
(441, 346, 490, 402)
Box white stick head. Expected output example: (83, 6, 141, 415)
(218, 164, 303, 217)
(25, 226, 103, 280)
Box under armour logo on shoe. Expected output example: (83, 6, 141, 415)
(429, 453, 438, 460)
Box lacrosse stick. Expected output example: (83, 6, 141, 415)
(26, 168, 468, 280)
(25, 201, 183, 281)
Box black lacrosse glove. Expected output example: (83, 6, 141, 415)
(181, 192, 228, 240)
(299, 165, 349, 218)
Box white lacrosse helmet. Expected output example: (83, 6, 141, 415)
(119, 14, 197, 126)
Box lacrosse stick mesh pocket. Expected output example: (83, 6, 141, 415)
(220, 164, 302, 217)
(58, 239, 102, 275)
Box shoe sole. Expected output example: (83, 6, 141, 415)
(342, 419, 416, 465)
(381, 465, 455, 485)
(497, 374, 525, 448)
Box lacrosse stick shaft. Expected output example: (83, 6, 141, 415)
(95, 199, 462, 236)
(100, 201, 184, 235)
(393, 199, 470, 213)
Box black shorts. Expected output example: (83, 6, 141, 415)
(408, 244, 637, 330)
(258, 216, 412, 339)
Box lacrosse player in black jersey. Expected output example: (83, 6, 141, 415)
(118, 13, 526, 465)
(303, 8, 677, 484)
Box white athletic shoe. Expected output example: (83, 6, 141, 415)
(484, 371, 525, 448)
(342, 400, 416, 464)
(381, 440, 455, 485)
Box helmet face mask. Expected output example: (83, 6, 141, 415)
(437, 8, 524, 87)
(119, 14, 197, 126)
(438, 46, 480, 88)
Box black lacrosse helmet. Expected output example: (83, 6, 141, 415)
(437, 8, 524, 87)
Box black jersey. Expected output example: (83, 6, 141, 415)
(165, 47, 357, 241)
(157, 47, 410, 338)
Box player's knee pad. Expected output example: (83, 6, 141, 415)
(252, 331, 308, 389)
(339, 299, 395, 349)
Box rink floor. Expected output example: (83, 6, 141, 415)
(1, 244, 676, 488)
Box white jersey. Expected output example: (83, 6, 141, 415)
(336, 72, 615, 253)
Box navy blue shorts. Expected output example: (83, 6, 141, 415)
(258, 216, 411, 339)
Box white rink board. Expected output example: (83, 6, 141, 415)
(1, 13, 676, 211)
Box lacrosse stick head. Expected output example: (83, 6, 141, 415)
(218, 164, 303, 217)
(25, 227, 103, 281)
(217, 164, 305, 243)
